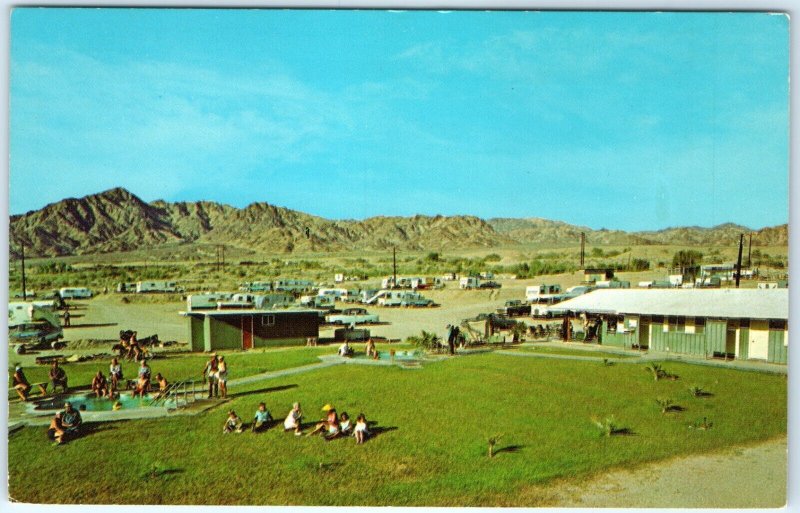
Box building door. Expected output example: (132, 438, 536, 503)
(725, 323, 737, 358)
(748, 320, 769, 360)
(638, 318, 650, 349)
(242, 315, 254, 350)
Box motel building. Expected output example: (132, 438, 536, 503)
(551, 288, 788, 364)
(180, 309, 320, 352)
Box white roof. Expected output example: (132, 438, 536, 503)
(550, 288, 788, 320)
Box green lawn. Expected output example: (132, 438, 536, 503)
(8, 353, 787, 506)
(515, 345, 642, 359)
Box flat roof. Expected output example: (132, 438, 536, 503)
(180, 309, 320, 317)
(550, 288, 789, 320)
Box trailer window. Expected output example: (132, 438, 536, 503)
(769, 320, 786, 331)
(262, 315, 275, 327)
(694, 317, 705, 334)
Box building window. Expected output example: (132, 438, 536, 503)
(262, 315, 275, 326)
(652, 315, 664, 324)
(769, 319, 787, 331)
(694, 317, 705, 334)
(606, 316, 617, 334)
(676, 316, 685, 332)
(668, 316, 679, 332)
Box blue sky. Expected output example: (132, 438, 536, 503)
(10, 9, 789, 231)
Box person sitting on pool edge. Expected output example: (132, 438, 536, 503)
(47, 401, 82, 445)
(337, 341, 353, 357)
(252, 402, 272, 433)
(12, 365, 32, 401)
(91, 371, 108, 398)
(49, 361, 68, 394)
(131, 361, 152, 398)
(223, 410, 243, 434)
(109, 357, 123, 392)
(153, 373, 169, 400)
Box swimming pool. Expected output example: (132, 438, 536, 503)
(356, 350, 424, 361)
(32, 392, 178, 412)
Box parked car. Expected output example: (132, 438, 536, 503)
(496, 300, 531, 317)
(479, 281, 501, 289)
(326, 308, 380, 325)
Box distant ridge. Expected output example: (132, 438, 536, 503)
(9, 188, 788, 258)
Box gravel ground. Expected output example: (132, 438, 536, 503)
(543, 436, 787, 508)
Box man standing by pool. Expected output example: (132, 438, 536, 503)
(203, 353, 220, 399)
(47, 401, 82, 445)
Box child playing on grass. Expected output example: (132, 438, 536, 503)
(252, 402, 272, 433)
(354, 413, 370, 444)
(283, 402, 303, 435)
(308, 407, 339, 437)
(223, 410, 243, 433)
(339, 412, 352, 436)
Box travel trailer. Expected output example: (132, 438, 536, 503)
(58, 287, 93, 299)
(136, 281, 179, 293)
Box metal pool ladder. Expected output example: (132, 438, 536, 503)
(149, 379, 198, 409)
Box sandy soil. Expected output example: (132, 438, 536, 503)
(537, 436, 787, 508)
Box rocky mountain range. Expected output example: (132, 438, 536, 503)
(9, 188, 788, 258)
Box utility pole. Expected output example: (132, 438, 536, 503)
(392, 247, 397, 289)
(747, 233, 753, 268)
(735, 234, 744, 288)
(221, 245, 225, 271)
(21, 242, 27, 301)
(580, 232, 585, 269)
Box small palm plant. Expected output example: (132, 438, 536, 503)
(688, 386, 713, 398)
(488, 434, 503, 458)
(689, 417, 714, 430)
(591, 416, 633, 437)
(645, 363, 666, 381)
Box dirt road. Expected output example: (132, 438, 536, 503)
(543, 436, 787, 508)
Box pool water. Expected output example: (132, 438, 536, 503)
(357, 350, 423, 361)
(33, 392, 175, 412)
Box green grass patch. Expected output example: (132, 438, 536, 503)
(515, 345, 641, 359)
(8, 353, 786, 505)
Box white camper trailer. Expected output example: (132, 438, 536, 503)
(58, 287, 93, 299)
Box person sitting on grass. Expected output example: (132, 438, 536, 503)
(91, 371, 108, 398)
(49, 361, 68, 394)
(12, 365, 32, 401)
(223, 410, 243, 434)
(252, 402, 272, 433)
(46, 401, 82, 445)
(339, 412, 352, 435)
(354, 413, 370, 444)
(325, 411, 351, 440)
(109, 357, 123, 392)
(283, 402, 303, 435)
(307, 406, 339, 437)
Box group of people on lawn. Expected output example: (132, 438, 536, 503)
(224, 402, 371, 444)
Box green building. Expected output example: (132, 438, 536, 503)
(181, 309, 320, 352)
(552, 288, 788, 364)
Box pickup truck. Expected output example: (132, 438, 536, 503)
(326, 308, 380, 325)
(496, 300, 531, 317)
